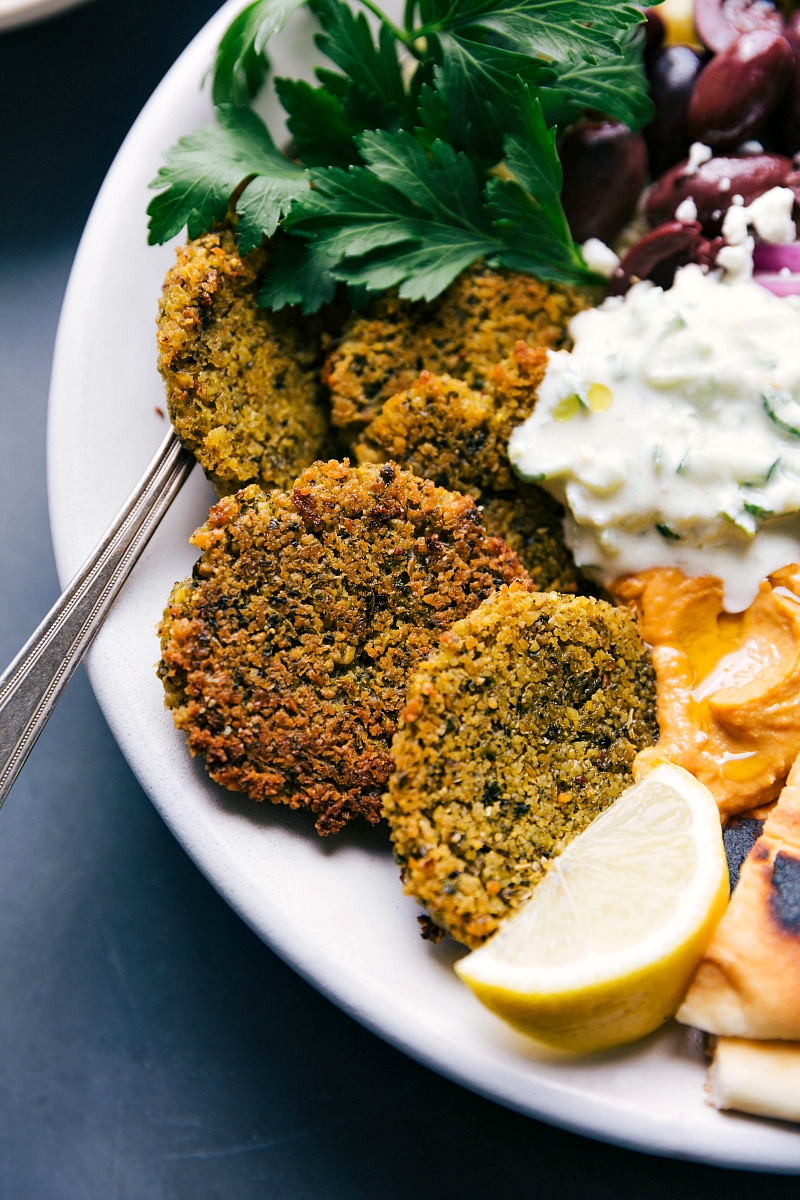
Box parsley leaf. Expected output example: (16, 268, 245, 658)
(279, 121, 600, 308)
(259, 239, 339, 310)
(538, 32, 653, 131)
(311, 0, 408, 116)
(419, 0, 649, 159)
(283, 131, 499, 302)
(275, 78, 361, 167)
(147, 105, 308, 253)
(415, 0, 645, 64)
(487, 89, 593, 282)
(212, 0, 308, 106)
(431, 37, 552, 159)
(275, 0, 412, 167)
(151, 0, 649, 308)
(414, 81, 451, 149)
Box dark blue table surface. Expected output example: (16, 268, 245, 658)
(1, 2, 799, 1196)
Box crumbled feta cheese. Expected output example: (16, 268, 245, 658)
(746, 188, 796, 245)
(684, 142, 713, 176)
(675, 197, 698, 223)
(581, 238, 620, 278)
(719, 187, 797, 280)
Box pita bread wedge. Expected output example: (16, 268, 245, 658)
(708, 1038, 800, 1122)
(677, 758, 800, 1040)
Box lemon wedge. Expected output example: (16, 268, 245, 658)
(455, 762, 729, 1054)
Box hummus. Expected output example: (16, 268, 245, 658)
(616, 565, 800, 818)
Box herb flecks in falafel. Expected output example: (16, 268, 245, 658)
(385, 583, 659, 947)
(157, 228, 332, 494)
(325, 265, 590, 439)
(355, 342, 587, 593)
(158, 461, 531, 835)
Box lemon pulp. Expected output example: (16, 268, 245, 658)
(455, 762, 729, 1054)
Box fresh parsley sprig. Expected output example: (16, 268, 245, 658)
(148, 104, 309, 254)
(267, 91, 594, 311)
(148, 0, 654, 310)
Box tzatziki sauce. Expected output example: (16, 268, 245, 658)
(508, 264, 800, 612)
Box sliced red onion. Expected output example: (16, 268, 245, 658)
(752, 242, 800, 272)
(752, 270, 800, 295)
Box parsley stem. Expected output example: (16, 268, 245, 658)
(403, 0, 416, 33)
(355, 0, 417, 51)
(408, 20, 441, 40)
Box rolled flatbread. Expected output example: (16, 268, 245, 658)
(677, 758, 800, 1039)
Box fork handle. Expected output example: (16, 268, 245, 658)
(0, 430, 194, 808)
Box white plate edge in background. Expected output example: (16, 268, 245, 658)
(0, 0, 93, 33)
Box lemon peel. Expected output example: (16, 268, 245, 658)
(455, 763, 729, 1054)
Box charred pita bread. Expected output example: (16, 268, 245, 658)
(677, 757, 800, 1040)
(708, 1038, 800, 1122)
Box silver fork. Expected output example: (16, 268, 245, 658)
(0, 431, 194, 808)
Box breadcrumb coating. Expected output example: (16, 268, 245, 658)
(158, 461, 531, 835)
(385, 583, 659, 947)
(324, 265, 591, 437)
(478, 488, 585, 595)
(355, 341, 548, 495)
(157, 229, 331, 494)
(354, 343, 585, 592)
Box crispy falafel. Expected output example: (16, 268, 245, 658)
(324, 265, 591, 438)
(157, 229, 331, 494)
(384, 583, 659, 947)
(354, 352, 548, 495)
(158, 461, 531, 835)
(354, 344, 585, 593)
(477, 489, 585, 595)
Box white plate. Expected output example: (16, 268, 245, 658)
(47, 0, 800, 1170)
(0, 0, 92, 32)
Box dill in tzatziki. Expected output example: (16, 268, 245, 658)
(508, 264, 800, 613)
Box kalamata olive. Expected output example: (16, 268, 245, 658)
(645, 152, 797, 234)
(643, 7, 666, 58)
(688, 30, 793, 149)
(607, 221, 721, 296)
(780, 13, 800, 155)
(560, 122, 648, 245)
(693, 0, 782, 54)
(646, 45, 705, 177)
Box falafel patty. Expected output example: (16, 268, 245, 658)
(354, 345, 585, 593)
(478, 488, 585, 595)
(384, 583, 659, 947)
(157, 229, 331, 494)
(354, 349, 548, 496)
(158, 461, 530, 835)
(324, 265, 591, 438)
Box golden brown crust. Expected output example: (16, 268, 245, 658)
(158, 461, 531, 835)
(384, 583, 659, 947)
(355, 343, 549, 496)
(353, 342, 586, 592)
(157, 229, 331, 493)
(325, 265, 591, 437)
(478, 487, 585, 595)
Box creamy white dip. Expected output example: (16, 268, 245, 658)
(508, 264, 800, 612)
